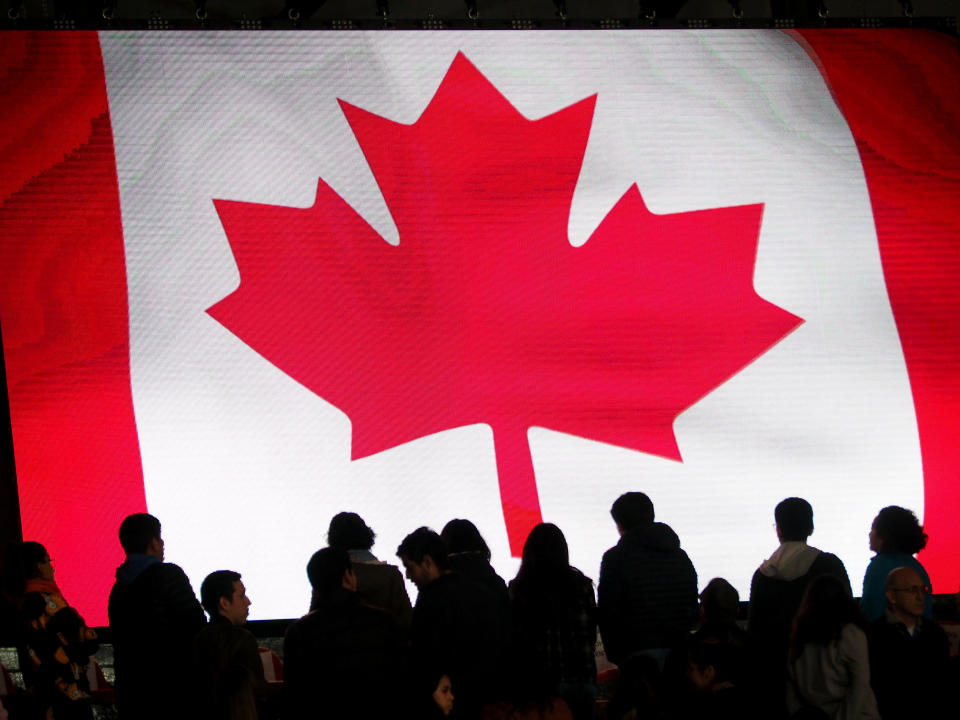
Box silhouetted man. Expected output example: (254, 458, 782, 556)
(748, 497, 850, 717)
(868, 566, 949, 719)
(193, 570, 266, 720)
(597, 492, 698, 667)
(108, 513, 205, 720)
(284, 547, 403, 720)
(398, 527, 506, 719)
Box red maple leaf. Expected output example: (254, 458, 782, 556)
(208, 52, 803, 555)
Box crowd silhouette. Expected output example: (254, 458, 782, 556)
(0, 495, 955, 720)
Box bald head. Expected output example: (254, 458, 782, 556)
(885, 566, 927, 623)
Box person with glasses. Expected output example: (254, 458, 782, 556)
(12, 541, 99, 720)
(867, 566, 949, 719)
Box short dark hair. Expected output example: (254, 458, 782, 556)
(687, 635, 735, 682)
(307, 547, 352, 595)
(1, 541, 48, 596)
(699, 577, 740, 625)
(327, 512, 375, 551)
(775, 498, 813, 541)
(440, 519, 490, 562)
(118, 513, 162, 554)
(397, 527, 449, 570)
(610, 492, 655, 531)
(200, 570, 241, 618)
(873, 506, 927, 555)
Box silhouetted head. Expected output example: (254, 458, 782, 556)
(699, 577, 739, 625)
(440, 519, 490, 562)
(790, 573, 862, 658)
(327, 512, 375, 551)
(118, 513, 163, 557)
(687, 635, 735, 691)
(0, 541, 51, 597)
(611, 492, 655, 532)
(398, 527, 449, 589)
(201, 570, 250, 624)
(519, 523, 569, 577)
(775, 497, 813, 542)
(307, 547, 353, 594)
(870, 506, 927, 555)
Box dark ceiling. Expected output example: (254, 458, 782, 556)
(4, 0, 959, 30)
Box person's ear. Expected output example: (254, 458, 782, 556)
(147, 536, 164, 558)
(704, 665, 717, 685)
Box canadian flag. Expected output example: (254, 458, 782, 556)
(1, 30, 957, 624)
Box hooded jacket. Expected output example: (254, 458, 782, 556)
(108, 554, 206, 720)
(597, 522, 698, 664)
(747, 539, 852, 715)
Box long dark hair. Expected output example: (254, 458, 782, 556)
(789, 574, 865, 661)
(510, 523, 586, 615)
(440, 519, 491, 562)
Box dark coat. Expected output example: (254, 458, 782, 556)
(509, 569, 597, 697)
(748, 551, 851, 666)
(447, 551, 509, 600)
(21, 587, 99, 712)
(597, 522, 697, 664)
(349, 560, 412, 631)
(747, 549, 850, 719)
(192, 616, 265, 720)
(411, 572, 508, 717)
(284, 588, 404, 720)
(868, 614, 950, 719)
(108, 557, 206, 720)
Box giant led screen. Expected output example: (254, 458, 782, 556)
(1, 29, 958, 624)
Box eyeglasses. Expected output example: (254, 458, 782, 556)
(890, 584, 929, 596)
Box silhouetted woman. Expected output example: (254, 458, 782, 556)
(13, 541, 99, 720)
(509, 523, 597, 720)
(440, 518, 508, 599)
(326, 511, 412, 629)
(860, 505, 932, 621)
(787, 574, 878, 720)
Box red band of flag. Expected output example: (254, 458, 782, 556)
(0, 31, 146, 624)
(796, 29, 960, 590)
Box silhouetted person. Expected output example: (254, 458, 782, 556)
(861, 506, 932, 622)
(326, 511, 412, 630)
(679, 633, 761, 720)
(284, 547, 403, 720)
(509, 523, 597, 720)
(13, 541, 98, 720)
(108, 513, 205, 720)
(398, 527, 506, 719)
(441, 518, 509, 604)
(192, 570, 265, 720)
(597, 492, 697, 668)
(868, 566, 949, 719)
(695, 578, 752, 690)
(786, 574, 878, 720)
(748, 497, 850, 717)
